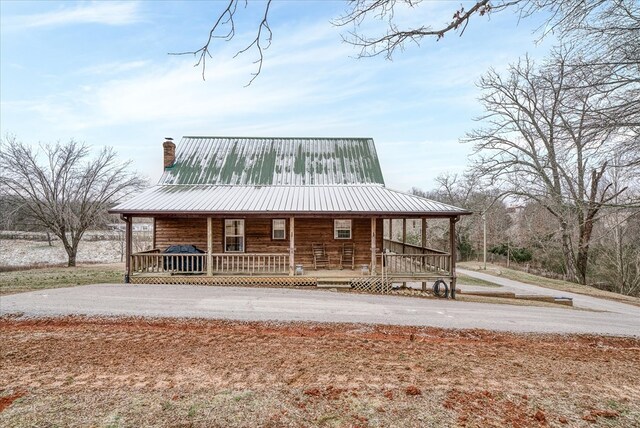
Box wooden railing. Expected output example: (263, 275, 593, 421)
(131, 252, 207, 274)
(383, 239, 448, 256)
(131, 252, 289, 275)
(382, 253, 451, 276)
(210, 253, 289, 274)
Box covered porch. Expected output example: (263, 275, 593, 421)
(122, 214, 460, 296)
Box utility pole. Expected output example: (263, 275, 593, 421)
(481, 194, 506, 271)
(483, 213, 487, 270)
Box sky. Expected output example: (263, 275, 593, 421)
(0, 0, 555, 191)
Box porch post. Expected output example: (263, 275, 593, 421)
(152, 217, 157, 249)
(124, 215, 132, 283)
(289, 217, 295, 276)
(449, 216, 459, 299)
(370, 217, 377, 275)
(402, 218, 407, 253)
(421, 217, 427, 292)
(389, 218, 393, 241)
(207, 217, 213, 276)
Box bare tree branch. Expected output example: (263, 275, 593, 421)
(170, 0, 272, 85)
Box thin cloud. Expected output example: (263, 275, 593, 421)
(3, 1, 142, 30)
(77, 60, 150, 76)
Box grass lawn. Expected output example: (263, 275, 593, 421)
(456, 272, 500, 287)
(0, 263, 123, 296)
(458, 261, 640, 307)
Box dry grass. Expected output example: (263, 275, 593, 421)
(1, 317, 639, 427)
(0, 263, 123, 296)
(457, 272, 501, 287)
(459, 261, 640, 307)
(456, 294, 576, 309)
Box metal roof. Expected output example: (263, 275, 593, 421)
(160, 136, 385, 186)
(110, 185, 471, 216)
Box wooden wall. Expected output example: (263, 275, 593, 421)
(294, 218, 382, 268)
(153, 216, 383, 269)
(154, 218, 215, 251)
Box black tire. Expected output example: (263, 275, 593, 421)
(432, 279, 449, 298)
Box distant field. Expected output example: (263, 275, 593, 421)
(0, 238, 122, 268)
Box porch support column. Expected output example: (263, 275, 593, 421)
(124, 215, 132, 284)
(207, 217, 213, 276)
(402, 218, 407, 253)
(389, 219, 393, 241)
(449, 216, 460, 299)
(152, 218, 157, 249)
(289, 217, 295, 276)
(421, 218, 427, 292)
(370, 217, 377, 275)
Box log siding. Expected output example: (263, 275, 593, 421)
(153, 216, 383, 270)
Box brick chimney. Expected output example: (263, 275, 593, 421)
(163, 137, 175, 169)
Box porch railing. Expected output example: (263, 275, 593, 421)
(130, 252, 289, 275)
(210, 253, 289, 274)
(382, 253, 451, 276)
(383, 239, 448, 255)
(131, 252, 207, 275)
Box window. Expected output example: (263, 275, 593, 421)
(334, 219, 352, 239)
(225, 219, 244, 252)
(272, 219, 286, 240)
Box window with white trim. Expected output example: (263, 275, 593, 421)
(272, 219, 286, 240)
(334, 219, 352, 239)
(224, 219, 245, 252)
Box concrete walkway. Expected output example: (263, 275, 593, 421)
(1, 283, 639, 336)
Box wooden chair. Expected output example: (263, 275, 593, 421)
(340, 242, 355, 270)
(312, 243, 329, 270)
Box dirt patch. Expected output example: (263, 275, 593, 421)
(0, 390, 26, 413)
(1, 316, 639, 427)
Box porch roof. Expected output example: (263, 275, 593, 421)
(110, 184, 471, 217)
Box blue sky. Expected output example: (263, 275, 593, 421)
(1, 1, 554, 190)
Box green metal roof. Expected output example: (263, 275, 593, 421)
(159, 137, 385, 186)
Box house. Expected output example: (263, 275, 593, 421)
(109, 137, 471, 296)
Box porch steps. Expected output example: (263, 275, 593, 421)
(316, 279, 352, 289)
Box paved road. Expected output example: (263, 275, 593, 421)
(1, 283, 639, 336)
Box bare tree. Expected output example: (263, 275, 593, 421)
(465, 49, 639, 284)
(179, 0, 639, 84)
(0, 136, 146, 267)
(412, 172, 511, 261)
(590, 153, 640, 295)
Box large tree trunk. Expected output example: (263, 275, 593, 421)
(62, 239, 79, 267)
(560, 222, 578, 282)
(67, 252, 77, 267)
(576, 212, 596, 285)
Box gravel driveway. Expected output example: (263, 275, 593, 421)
(1, 282, 639, 336)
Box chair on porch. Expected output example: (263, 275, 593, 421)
(312, 243, 329, 270)
(340, 242, 355, 270)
